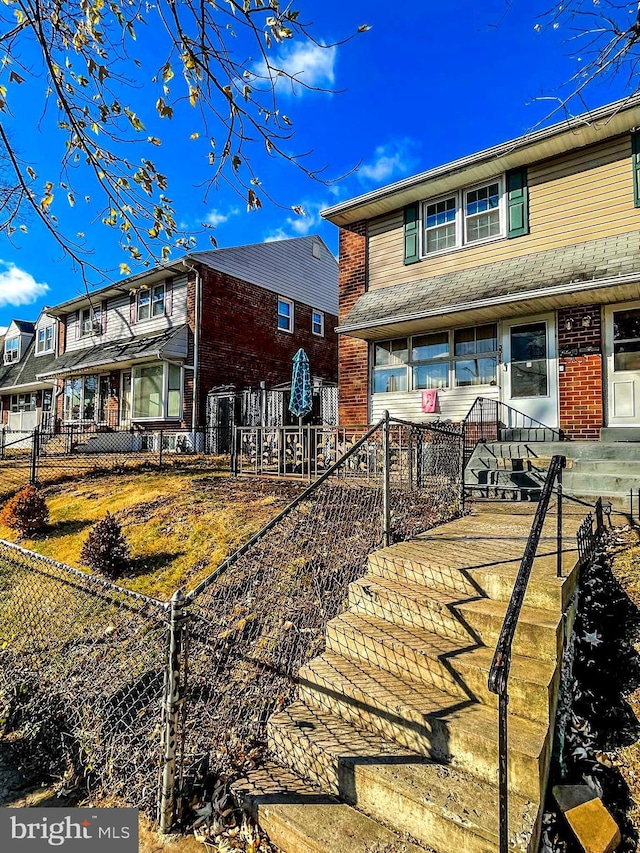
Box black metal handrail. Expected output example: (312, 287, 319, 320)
(487, 454, 566, 853)
(461, 396, 565, 467)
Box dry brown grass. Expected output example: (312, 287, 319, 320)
(0, 469, 304, 600)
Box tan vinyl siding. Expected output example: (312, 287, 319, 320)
(371, 385, 498, 424)
(368, 135, 639, 291)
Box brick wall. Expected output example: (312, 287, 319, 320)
(195, 266, 338, 427)
(338, 221, 369, 425)
(557, 304, 603, 440)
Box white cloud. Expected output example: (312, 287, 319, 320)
(359, 140, 420, 185)
(204, 206, 240, 228)
(264, 200, 324, 242)
(252, 42, 336, 96)
(0, 261, 48, 307)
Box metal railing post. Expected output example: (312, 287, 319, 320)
(30, 426, 39, 484)
(556, 459, 564, 578)
(1, 426, 5, 460)
(498, 691, 509, 853)
(158, 590, 187, 834)
(159, 430, 164, 468)
(382, 410, 391, 547)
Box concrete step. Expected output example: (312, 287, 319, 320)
(470, 551, 579, 612)
(234, 764, 426, 853)
(477, 441, 640, 461)
(325, 611, 469, 699)
(348, 575, 480, 643)
(269, 699, 548, 812)
(454, 598, 562, 663)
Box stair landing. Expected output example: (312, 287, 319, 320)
(234, 501, 589, 853)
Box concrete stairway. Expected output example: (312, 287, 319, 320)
(465, 440, 640, 508)
(235, 505, 585, 853)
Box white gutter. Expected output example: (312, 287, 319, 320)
(337, 270, 640, 335)
(181, 259, 201, 434)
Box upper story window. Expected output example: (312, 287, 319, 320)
(422, 179, 504, 256)
(36, 324, 54, 354)
(373, 324, 499, 393)
(80, 307, 102, 337)
(4, 336, 19, 363)
(312, 309, 324, 337)
(278, 297, 294, 333)
(138, 283, 165, 321)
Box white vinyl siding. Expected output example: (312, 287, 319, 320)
(65, 276, 188, 352)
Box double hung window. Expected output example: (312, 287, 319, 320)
(37, 325, 54, 354)
(4, 337, 19, 363)
(312, 309, 324, 337)
(278, 297, 294, 332)
(137, 284, 165, 322)
(422, 179, 504, 256)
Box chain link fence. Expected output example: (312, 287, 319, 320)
(0, 415, 464, 831)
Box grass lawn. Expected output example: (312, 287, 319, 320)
(0, 469, 304, 600)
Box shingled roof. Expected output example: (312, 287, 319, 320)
(338, 230, 640, 335)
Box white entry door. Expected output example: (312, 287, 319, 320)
(605, 302, 640, 426)
(502, 314, 558, 427)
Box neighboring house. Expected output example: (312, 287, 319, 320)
(0, 313, 59, 431)
(0, 236, 338, 446)
(323, 96, 640, 440)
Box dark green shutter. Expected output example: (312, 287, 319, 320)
(403, 203, 420, 264)
(506, 168, 529, 238)
(633, 131, 640, 208)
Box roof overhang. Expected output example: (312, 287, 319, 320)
(322, 96, 640, 227)
(338, 274, 640, 340)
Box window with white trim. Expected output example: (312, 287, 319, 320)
(137, 283, 165, 321)
(277, 297, 293, 332)
(132, 362, 182, 420)
(10, 393, 36, 413)
(373, 324, 499, 393)
(422, 178, 504, 256)
(80, 307, 101, 337)
(36, 324, 54, 354)
(312, 309, 324, 337)
(4, 337, 19, 363)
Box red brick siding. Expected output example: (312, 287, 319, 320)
(195, 266, 338, 427)
(338, 222, 369, 425)
(558, 305, 603, 440)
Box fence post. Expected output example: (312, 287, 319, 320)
(1, 426, 5, 460)
(159, 430, 164, 468)
(30, 426, 39, 484)
(382, 411, 391, 548)
(159, 590, 186, 834)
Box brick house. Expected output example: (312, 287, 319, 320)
(323, 96, 640, 440)
(0, 236, 337, 445)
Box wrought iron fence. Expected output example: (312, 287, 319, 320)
(462, 396, 565, 467)
(0, 414, 463, 833)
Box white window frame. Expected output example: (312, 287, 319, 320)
(36, 324, 54, 355)
(80, 307, 101, 337)
(372, 324, 500, 394)
(277, 297, 294, 333)
(10, 393, 36, 413)
(421, 176, 506, 258)
(131, 361, 183, 421)
(4, 336, 19, 363)
(312, 309, 325, 337)
(137, 283, 165, 322)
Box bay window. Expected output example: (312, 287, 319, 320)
(132, 362, 182, 420)
(373, 324, 499, 393)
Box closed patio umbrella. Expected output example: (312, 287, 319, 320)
(289, 348, 313, 420)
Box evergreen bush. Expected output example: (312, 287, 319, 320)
(80, 512, 130, 579)
(0, 484, 49, 536)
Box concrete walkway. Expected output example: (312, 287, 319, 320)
(236, 499, 592, 853)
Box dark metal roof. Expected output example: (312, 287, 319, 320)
(36, 325, 189, 378)
(339, 230, 640, 335)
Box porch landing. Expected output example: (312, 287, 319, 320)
(235, 501, 590, 853)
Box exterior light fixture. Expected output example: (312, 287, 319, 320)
(565, 318, 574, 331)
(582, 315, 592, 328)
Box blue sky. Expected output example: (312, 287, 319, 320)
(0, 0, 633, 329)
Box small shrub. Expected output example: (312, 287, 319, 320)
(80, 512, 130, 579)
(0, 485, 49, 536)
